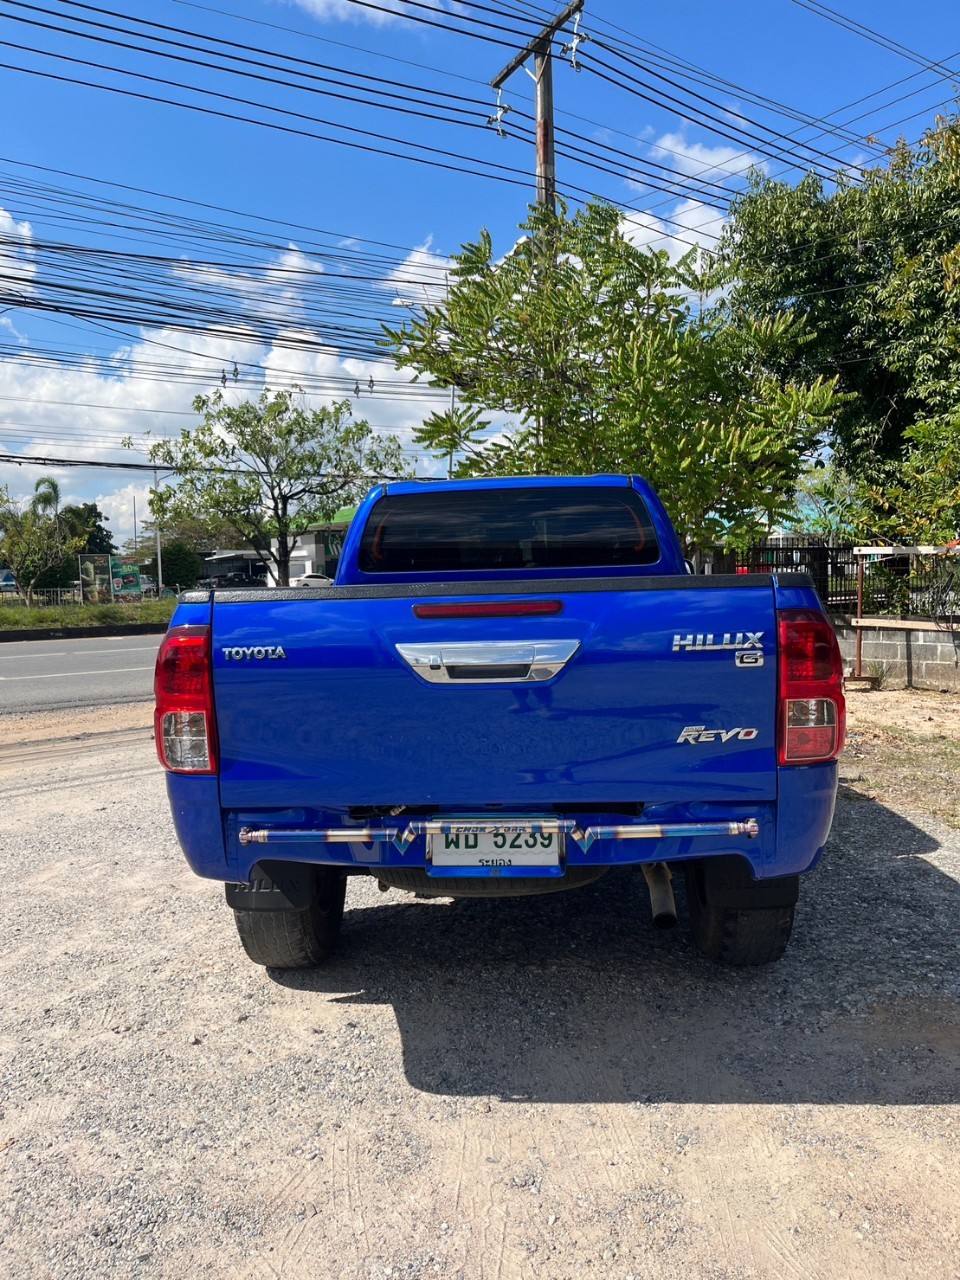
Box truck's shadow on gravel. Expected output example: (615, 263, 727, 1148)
(273, 790, 960, 1104)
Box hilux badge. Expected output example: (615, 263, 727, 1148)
(673, 632, 764, 652)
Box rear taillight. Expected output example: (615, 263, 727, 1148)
(777, 609, 846, 766)
(154, 624, 218, 774)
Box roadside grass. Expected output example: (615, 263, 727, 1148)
(0, 599, 177, 630)
(842, 721, 960, 829)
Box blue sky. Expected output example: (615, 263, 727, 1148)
(2, 0, 959, 545)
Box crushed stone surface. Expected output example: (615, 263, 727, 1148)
(1, 696, 959, 1279)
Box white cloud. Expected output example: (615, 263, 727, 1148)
(647, 132, 764, 182)
(655, 131, 757, 180)
(0, 228, 524, 541)
(93, 481, 154, 554)
(0, 316, 450, 546)
(622, 198, 728, 264)
(376, 237, 452, 309)
(286, 0, 446, 24)
(0, 315, 28, 344)
(173, 243, 325, 325)
(0, 205, 37, 298)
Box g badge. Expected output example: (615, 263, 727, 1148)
(735, 651, 764, 668)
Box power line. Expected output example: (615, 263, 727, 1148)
(0, 53, 537, 190)
(789, 0, 960, 79)
(578, 45, 865, 182)
(3, 1, 877, 251)
(0, 154, 455, 268)
(503, 0, 882, 152)
(0, 65, 734, 253)
(1, 2, 747, 212)
(5, 0, 493, 116)
(0, 449, 410, 478)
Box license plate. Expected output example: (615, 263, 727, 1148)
(428, 821, 563, 869)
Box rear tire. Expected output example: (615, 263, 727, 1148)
(233, 869, 346, 968)
(685, 863, 795, 966)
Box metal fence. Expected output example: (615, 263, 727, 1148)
(0, 587, 83, 607)
(1, 585, 162, 606)
(712, 538, 960, 623)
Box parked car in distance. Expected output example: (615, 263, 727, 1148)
(196, 573, 266, 590)
(293, 573, 334, 587)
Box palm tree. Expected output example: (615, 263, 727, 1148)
(31, 475, 62, 518)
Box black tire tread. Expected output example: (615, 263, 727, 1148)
(686, 865, 795, 966)
(233, 872, 346, 968)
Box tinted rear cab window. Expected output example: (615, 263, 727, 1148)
(358, 487, 660, 574)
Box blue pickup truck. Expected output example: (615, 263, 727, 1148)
(155, 475, 845, 968)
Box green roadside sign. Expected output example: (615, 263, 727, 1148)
(110, 557, 142, 597)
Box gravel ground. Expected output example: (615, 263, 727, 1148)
(1, 697, 959, 1279)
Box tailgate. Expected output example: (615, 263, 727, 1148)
(211, 577, 779, 810)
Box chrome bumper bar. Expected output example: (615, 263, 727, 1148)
(239, 818, 760, 855)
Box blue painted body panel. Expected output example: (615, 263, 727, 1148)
(161, 476, 841, 887)
(166, 774, 228, 879)
(210, 583, 779, 810)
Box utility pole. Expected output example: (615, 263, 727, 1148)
(153, 465, 164, 596)
(491, 2, 585, 466)
(490, 0, 584, 213)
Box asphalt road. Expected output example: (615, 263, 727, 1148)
(0, 634, 161, 715)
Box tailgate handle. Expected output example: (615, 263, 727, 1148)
(396, 640, 580, 684)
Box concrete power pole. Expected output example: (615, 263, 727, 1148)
(491, 1, 585, 464)
(490, 0, 585, 213)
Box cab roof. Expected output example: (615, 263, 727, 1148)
(383, 474, 632, 497)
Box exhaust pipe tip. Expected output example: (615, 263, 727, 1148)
(642, 862, 678, 930)
(651, 908, 678, 931)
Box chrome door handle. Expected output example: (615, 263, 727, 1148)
(396, 640, 580, 684)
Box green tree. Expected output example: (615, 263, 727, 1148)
(63, 503, 116, 554)
(138, 512, 243, 555)
(31, 476, 62, 518)
(36, 502, 116, 589)
(383, 202, 838, 553)
(720, 115, 960, 481)
(859, 414, 960, 543)
(143, 388, 407, 586)
(412, 404, 490, 478)
(0, 488, 87, 604)
(142, 541, 203, 592)
(782, 460, 864, 540)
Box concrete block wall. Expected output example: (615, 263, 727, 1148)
(831, 617, 960, 691)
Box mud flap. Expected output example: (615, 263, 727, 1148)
(225, 860, 316, 911)
(700, 856, 800, 910)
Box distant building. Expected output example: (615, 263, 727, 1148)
(268, 509, 356, 586)
(200, 549, 266, 585)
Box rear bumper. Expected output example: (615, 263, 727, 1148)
(167, 763, 838, 885)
